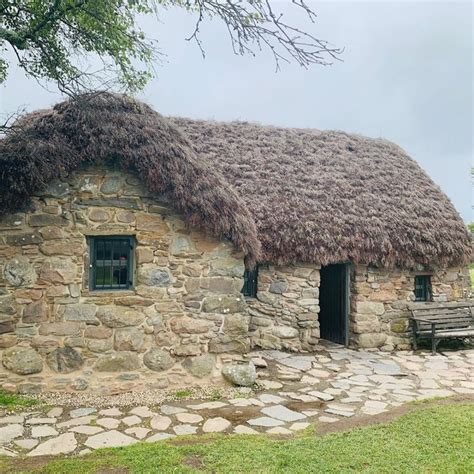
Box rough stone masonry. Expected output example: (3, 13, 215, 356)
(0, 167, 470, 394)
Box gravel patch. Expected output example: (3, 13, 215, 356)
(30, 386, 253, 409)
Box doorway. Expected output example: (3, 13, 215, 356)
(319, 264, 349, 345)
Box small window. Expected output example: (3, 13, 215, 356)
(414, 275, 431, 301)
(242, 266, 258, 298)
(90, 237, 133, 290)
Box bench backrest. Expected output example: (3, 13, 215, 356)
(411, 305, 473, 332)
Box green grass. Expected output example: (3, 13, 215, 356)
(470, 264, 474, 291)
(210, 389, 222, 401)
(175, 390, 193, 399)
(0, 390, 38, 409)
(1, 402, 473, 473)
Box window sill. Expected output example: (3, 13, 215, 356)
(81, 289, 136, 297)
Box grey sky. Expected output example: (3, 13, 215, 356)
(1, 1, 472, 221)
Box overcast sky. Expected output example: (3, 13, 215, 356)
(1, 1, 472, 221)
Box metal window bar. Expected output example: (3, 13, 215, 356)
(242, 267, 258, 297)
(415, 275, 431, 301)
(92, 237, 132, 290)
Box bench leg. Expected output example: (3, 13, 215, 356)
(432, 337, 440, 355)
(411, 322, 418, 351)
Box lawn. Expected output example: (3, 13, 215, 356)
(1, 401, 472, 473)
(0, 391, 38, 409)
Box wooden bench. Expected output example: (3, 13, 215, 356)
(410, 302, 474, 354)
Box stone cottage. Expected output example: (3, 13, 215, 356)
(0, 93, 471, 393)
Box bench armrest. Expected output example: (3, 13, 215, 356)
(411, 317, 436, 324)
(411, 318, 437, 334)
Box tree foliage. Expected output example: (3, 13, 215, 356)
(0, 0, 342, 95)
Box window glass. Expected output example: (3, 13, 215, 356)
(91, 237, 133, 290)
(242, 266, 258, 297)
(414, 275, 431, 301)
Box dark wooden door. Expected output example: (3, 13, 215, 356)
(319, 264, 348, 345)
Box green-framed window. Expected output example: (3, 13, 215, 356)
(414, 275, 431, 302)
(89, 236, 134, 290)
(241, 266, 258, 298)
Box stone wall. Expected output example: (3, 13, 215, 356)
(247, 264, 320, 351)
(0, 166, 471, 393)
(350, 264, 472, 350)
(0, 167, 252, 394)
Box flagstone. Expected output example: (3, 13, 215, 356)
(69, 408, 97, 418)
(327, 403, 355, 412)
(289, 422, 310, 431)
(288, 393, 319, 403)
(175, 413, 203, 424)
(188, 401, 227, 410)
(28, 433, 77, 456)
(247, 417, 285, 427)
(96, 417, 120, 429)
(308, 369, 331, 378)
(340, 396, 363, 403)
(418, 389, 453, 397)
(57, 415, 96, 429)
(122, 415, 142, 427)
(259, 380, 283, 390)
(26, 417, 57, 425)
(362, 400, 387, 411)
(234, 425, 258, 434)
(31, 426, 59, 438)
(259, 394, 286, 404)
(47, 408, 63, 418)
(150, 415, 172, 431)
(202, 417, 231, 433)
(452, 387, 474, 394)
(173, 424, 198, 435)
(69, 426, 104, 435)
(147, 432, 175, 442)
(99, 408, 122, 417)
(246, 398, 265, 407)
(277, 372, 303, 381)
(308, 391, 334, 401)
(278, 356, 314, 371)
(325, 388, 343, 395)
(325, 408, 354, 417)
(125, 427, 151, 439)
(262, 350, 291, 360)
(0, 447, 17, 457)
(0, 416, 24, 424)
(0, 424, 24, 444)
(129, 406, 155, 418)
(392, 394, 414, 402)
(14, 438, 38, 450)
(228, 398, 253, 407)
(0, 346, 471, 458)
(161, 405, 188, 415)
(420, 379, 440, 389)
(85, 430, 137, 449)
(261, 405, 306, 422)
(300, 376, 320, 384)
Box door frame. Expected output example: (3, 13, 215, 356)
(319, 262, 351, 347)
(343, 263, 350, 347)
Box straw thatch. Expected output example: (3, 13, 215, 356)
(170, 118, 471, 268)
(0, 93, 260, 265)
(1, 92, 470, 268)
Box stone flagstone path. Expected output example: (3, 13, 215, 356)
(1, 343, 473, 457)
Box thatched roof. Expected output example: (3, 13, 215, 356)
(170, 118, 470, 268)
(0, 93, 260, 265)
(1, 92, 470, 268)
